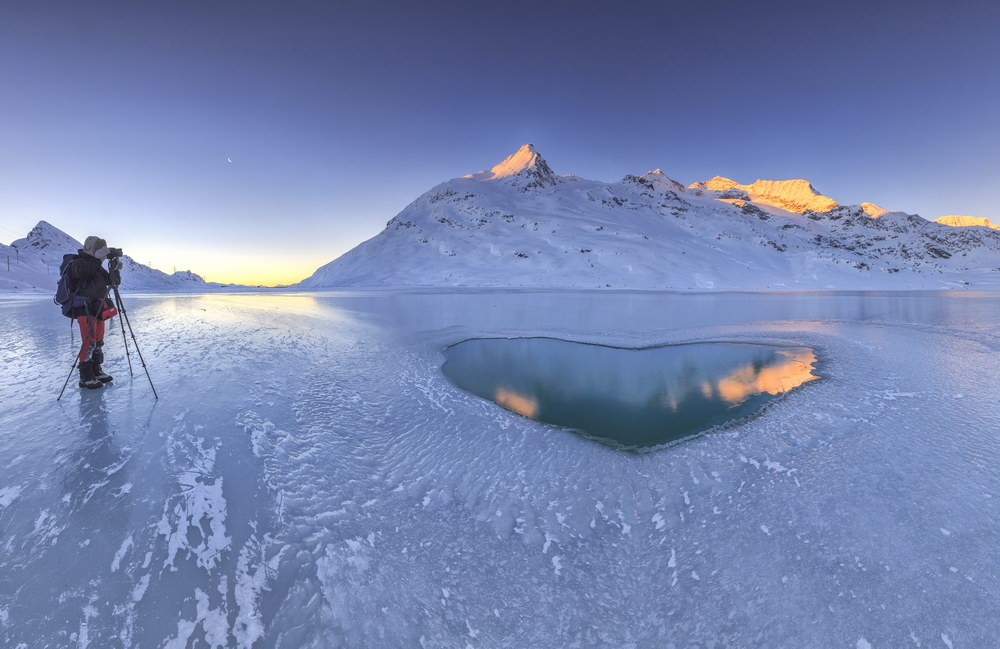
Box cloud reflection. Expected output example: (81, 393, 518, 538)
(494, 387, 539, 418)
(714, 349, 818, 405)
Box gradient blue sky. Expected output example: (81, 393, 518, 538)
(2, 0, 999, 284)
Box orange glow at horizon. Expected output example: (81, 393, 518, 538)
(494, 387, 539, 418)
(715, 349, 819, 405)
(140, 254, 324, 287)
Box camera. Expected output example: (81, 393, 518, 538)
(107, 247, 124, 259)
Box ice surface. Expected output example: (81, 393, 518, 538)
(1, 289, 999, 647)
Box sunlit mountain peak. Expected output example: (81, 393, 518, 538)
(464, 144, 557, 189)
(861, 202, 892, 218)
(935, 215, 1000, 231)
(743, 179, 838, 213)
(689, 176, 839, 213)
(688, 176, 742, 192)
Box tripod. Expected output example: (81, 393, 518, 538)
(57, 259, 159, 400)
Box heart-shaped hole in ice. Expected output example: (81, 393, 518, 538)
(442, 338, 820, 450)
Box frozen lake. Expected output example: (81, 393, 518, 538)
(1, 289, 999, 648)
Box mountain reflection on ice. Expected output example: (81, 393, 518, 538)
(442, 338, 819, 448)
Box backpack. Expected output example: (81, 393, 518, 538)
(54, 253, 87, 318)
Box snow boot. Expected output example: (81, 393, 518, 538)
(91, 348, 113, 383)
(78, 360, 103, 389)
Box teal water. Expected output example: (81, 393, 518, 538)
(442, 338, 819, 449)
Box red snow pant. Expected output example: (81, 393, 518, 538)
(77, 316, 106, 363)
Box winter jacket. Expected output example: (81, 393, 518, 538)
(67, 251, 112, 318)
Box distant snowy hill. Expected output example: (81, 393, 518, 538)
(1, 221, 212, 293)
(301, 144, 1000, 290)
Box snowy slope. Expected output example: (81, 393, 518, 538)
(1, 221, 212, 293)
(301, 145, 1000, 290)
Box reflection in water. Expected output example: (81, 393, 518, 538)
(443, 338, 820, 449)
(189, 293, 324, 321)
(133, 292, 355, 327)
(494, 387, 539, 418)
(714, 349, 819, 405)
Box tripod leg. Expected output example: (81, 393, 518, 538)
(112, 285, 159, 400)
(57, 356, 80, 401)
(121, 309, 158, 399)
(117, 309, 134, 377)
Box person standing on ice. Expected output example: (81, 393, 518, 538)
(67, 236, 120, 389)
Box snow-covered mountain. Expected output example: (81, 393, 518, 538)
(301, 144, 1000, 290)
(1, 221, 211, 293)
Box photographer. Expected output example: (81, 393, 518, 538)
(68, 236, 122, 389)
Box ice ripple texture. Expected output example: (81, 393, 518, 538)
(1, 290, 999, 648)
